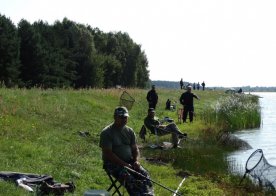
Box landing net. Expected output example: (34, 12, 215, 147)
(119, 91, 135, 110)
(241, 149, 276, 190)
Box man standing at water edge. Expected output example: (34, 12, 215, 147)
(99, 106, 154, 195)
(179, 85, 200, 123)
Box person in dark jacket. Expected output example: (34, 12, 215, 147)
(201, 81, 206, 91)
(179, 85, 200, 123)
(165, 99, 171, 110)
(146, 85, 158, 109)
(180, 78, 184, 89)
(193, 83, 196, 90)
(197, 82, 200, 90)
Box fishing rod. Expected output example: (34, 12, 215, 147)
(124, 166, 182, 196)
(173, 177, 186, 196)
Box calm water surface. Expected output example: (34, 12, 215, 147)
(228, 92, 276, 174)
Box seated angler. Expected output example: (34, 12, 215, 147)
(144, 108, 187, 148)
(99, 106, 154, 195)
(165, 99, 171, 110)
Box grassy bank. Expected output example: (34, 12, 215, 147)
(0, 88, 262, 195)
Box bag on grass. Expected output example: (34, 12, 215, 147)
(0, 171, 75, 195)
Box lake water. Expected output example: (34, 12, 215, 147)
(228, 92, 276, 174)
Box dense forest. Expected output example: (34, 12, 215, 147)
(0, 14, 150, 88)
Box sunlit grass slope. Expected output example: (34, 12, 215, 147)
(0, 88, 262, 195)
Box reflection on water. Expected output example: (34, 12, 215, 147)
(228, 92, 276, 174)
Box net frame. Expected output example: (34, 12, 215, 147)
(241, 149, 276, 191)
(245, 149, 263, 172)
(119, 91, 135, 110)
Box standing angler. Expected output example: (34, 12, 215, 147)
(146, 85, 158, 109)
(179, 85, 200, 123)
(180, 78, 184, 89)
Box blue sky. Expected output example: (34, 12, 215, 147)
(1, 0, 276, 87)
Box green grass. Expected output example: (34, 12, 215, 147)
(0, 88, 264, 195)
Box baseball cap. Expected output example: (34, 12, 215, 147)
(114, 106, 129, 117)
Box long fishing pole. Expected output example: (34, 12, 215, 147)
(173, 177, 186, 196)
(124, 166, 182, 196)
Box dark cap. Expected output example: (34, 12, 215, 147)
(114, 106, 129, 117)
(148, 108, 155, 113)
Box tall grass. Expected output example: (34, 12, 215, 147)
(200, 94, 261, 132)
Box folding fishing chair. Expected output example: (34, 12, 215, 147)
(142, 124, 178, 149)
(139, 124, 160, 144)
(105, 170, 123, 196)
(140, 122, 187, 149)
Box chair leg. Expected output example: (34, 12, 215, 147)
(107, 173, 123, 196)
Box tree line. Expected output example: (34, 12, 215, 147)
(0, 14, 150, 88)
(152, 81, 276, 92)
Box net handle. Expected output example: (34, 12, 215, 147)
(245, 149, 263, 173)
